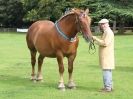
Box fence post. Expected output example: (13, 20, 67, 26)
(94, 26, 100, 34)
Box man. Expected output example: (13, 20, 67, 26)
(92, 19, 115, 92)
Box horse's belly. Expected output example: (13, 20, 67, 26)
(36, 45, 77, 58)
(39, 51, 56, 58)
(35, 44, 56, 57)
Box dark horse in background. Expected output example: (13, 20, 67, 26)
(26, 8, 93, 90)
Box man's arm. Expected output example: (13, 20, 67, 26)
(92, 33, 112, 47)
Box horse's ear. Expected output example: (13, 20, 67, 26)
(85, 9, 89, 14)
(72, 8, 77, 12)
(71, 8, 79, 14)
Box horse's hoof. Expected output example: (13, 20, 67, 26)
(36, 79, 44, 82)
(30, 78, 37, 83)
(58, 82, 65, 91)
(30, 77, 36, 81)
(36, 75, 43, 82)
(60, 87, 65, 91)
(33, 80, 37, 83)
(67, 81, 76, 89)
(69, 86, 76, 89)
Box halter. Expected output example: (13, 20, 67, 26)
(55, 21, 76, 42)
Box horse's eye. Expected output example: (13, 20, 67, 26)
(79, 13, 85, 18)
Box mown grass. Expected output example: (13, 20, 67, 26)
(0, 32, 133, 99)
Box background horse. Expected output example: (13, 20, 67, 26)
(26, 8, 93, 90)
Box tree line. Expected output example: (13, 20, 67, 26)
(0, 0, 133, 34)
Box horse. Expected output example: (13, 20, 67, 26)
(26, 8, 93, 90)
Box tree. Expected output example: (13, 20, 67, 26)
(74, 0, 133, 34)
(21, 0, 39, 22)
(1, 0, 133, 30)
(109, 0, 133, 34)
(0, 0, 8, 27)
(0, 0, 24, 27)
(22, 0, 74, 23)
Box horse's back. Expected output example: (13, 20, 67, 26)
(28, 20, 54, 36)
(26, 20, 55, 47)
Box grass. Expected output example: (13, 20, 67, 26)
(0, 32, 133, 99)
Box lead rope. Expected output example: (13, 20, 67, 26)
(88, 39, 96, 54)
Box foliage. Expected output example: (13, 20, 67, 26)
(22, 0, 66, 22)
(72, 0, 133, 23)
(0, 0, 24, 27)
(73, 0, 133, 34)
(0, 0, 133, 28)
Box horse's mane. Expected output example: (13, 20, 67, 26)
(57, 11, 75, 22)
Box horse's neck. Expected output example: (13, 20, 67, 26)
(59, 15, 78, 38)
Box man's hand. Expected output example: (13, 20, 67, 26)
(92, 36, 96, 41)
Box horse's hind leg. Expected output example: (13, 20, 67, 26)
(30, 49, 37, 81)
(67, 54, 76, 89)
(36, 54, 44, 81)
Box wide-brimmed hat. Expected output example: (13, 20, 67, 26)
(98, 19, 109, 24)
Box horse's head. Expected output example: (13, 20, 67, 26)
(72, 8, 93, 42)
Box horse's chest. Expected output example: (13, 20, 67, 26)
(61, 44, 77, 54)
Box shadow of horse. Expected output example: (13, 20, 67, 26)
(0, 74, 57, 89)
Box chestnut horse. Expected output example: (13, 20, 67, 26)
(26, 8, 93, 90)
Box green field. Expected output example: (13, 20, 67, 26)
(0, 32, 133, 99)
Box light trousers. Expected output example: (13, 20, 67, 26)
(102, 69, 113, 89)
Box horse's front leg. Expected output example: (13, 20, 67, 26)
(67, 54, 76, 89)
(56, 52, 65, 91)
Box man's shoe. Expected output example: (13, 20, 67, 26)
(99, 88, 113, 92)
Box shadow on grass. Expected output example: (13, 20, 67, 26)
(0, 74, 58, 90)
(77, 85, 98, 92)
(0, 74, 101, 92)
(87, 64, 133, 73)
(116, 66, 133, 72)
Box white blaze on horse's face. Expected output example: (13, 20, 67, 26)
(79, 9, 92, 38)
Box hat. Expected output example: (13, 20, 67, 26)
(98, 19, 109, 24)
